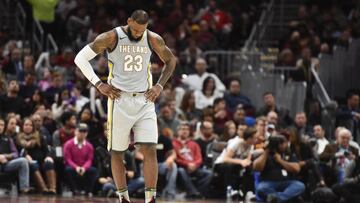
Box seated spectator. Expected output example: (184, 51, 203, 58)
(16, 118, 56, 194)
(182, 57, 225, 92)
(156, 132, 177, 199)
(44, 72, 64, 105)
(0, 118, 31, 193)
(53, 112, 77, 147)
(332, 156, 360, 203)
(96, 146, 142, 197)
(0, 80, 26, 118)
(254, 117, 267, 150)
(63, 123, 97, 196)
(287, 128, 325, 192)
(214, 127, 257, 194)
(196, 121, 218, 168)
(78, 106, 103, 148)
(158, 101, 181, 135)
(51, 87, 76, 121)
(179, 90, 203, 125)
(253, 135, 305, 202)
(320, 128, 359, 184)
(172, 122, 213, 198)
(224, 79, 252, 113)
(213, 98, 232, 135)
(293, 112, 312, 140)
(4, 116, 19, 142)
(19, 71, 37, 102)
(194, 76, 223, 109)
(1, 48, 22, 80)
(72, 84, 89, 113)
(218, 120, 236, 142)
(312, 124, 329, 155)
(336, 91, 360, 142)
(31, 114, 52, 146)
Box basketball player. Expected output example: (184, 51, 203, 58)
(74, 10, 176, 203)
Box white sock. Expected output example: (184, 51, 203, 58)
(116, 188, 130, 202)
(145, 188, 156, 203)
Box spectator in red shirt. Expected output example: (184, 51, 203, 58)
(63, 123, 96, 196)
(52, 112, 77, 147)
(172, 122, 213, 199)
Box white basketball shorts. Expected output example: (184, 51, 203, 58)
(107, 92, 158, 151)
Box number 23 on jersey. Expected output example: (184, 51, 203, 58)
(124, 54, 143, 72)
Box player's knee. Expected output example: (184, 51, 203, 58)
(139, 144, 157, 157)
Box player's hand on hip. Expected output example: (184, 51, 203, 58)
(97, 83, 121, 100)
(145, 84, 162, 102)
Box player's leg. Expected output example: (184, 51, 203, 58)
(139, 144, 158, 202)
(111, 151, 130, 202)
(108, 98, 133, 202)
(133, 102, 159, 203)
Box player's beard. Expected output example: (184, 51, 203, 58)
(127, 27, 143, 42)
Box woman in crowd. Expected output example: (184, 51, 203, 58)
(194, 76, 223, 109)
(179, 90, 203, 125)
(16, 118, 56, 194)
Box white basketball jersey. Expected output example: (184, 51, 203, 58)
(107, 27, 152, 92)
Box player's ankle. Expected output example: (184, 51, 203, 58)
(145, 188, 157, 203)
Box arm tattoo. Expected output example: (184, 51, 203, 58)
(151, 33, 176, 87)
(89, 30, 116, 54)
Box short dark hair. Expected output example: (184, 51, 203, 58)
(346, 89, 359, 100)
(263, 91, 273, 97)
(213, 98, 225, 106)
(243, 127, 257, 140)
(130, 10, 149, 25)
(61, 112, 75, 125)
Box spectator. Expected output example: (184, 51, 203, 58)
(172, 122, 213, 198)
(313, 124, 329, 155)
(218, 120, 236, 142)
(194, 76, 223, 109)
(52, 112, 77, 147)
(16, 118, 56, 194)
(253, 135, 305, 202)
(31, 114, 52, 146)
(45, 72, 64, 105)
(0, 80, 26, 117)
(4, 116, 19, 141)
(0, 118, 32, 194)
(196, 121, 218, 168)
(287, 128, 325, 192)
(332, 156, 360, 203)
(78, 107, 102, 148)
(158, 101, 181, 135)
(51, 87, 76, 120)
(254, 117, 267, 150)
(257, 92, 292, 127)
(73, 84, 89, 113)
(19, 71, 38, 102)
(293, 112, 312, 140)
(224, 79, 252, 113)
(1, 48, 22, 80)
(213, 98, 232, 135)
(63, 123, 96, 196)
(214, 127, 257, 193)
(179, 90, 203, 125)
(266, 111, 279, 128)
(156, 132, 177, 199)
(336, 91, 360, 142)
(27, 0, 59, 36)
(320, 128, 359, 184)
(182, 58, 225, 92)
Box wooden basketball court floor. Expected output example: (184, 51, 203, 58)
(0, 196, 239, 203)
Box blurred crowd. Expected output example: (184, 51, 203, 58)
(0, 0, 360, 203)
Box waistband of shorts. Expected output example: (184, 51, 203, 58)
(120, 90, 146, 97)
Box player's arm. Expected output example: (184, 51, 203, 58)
(74, 30, 120, 99)
(146, 31, 176, 102)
